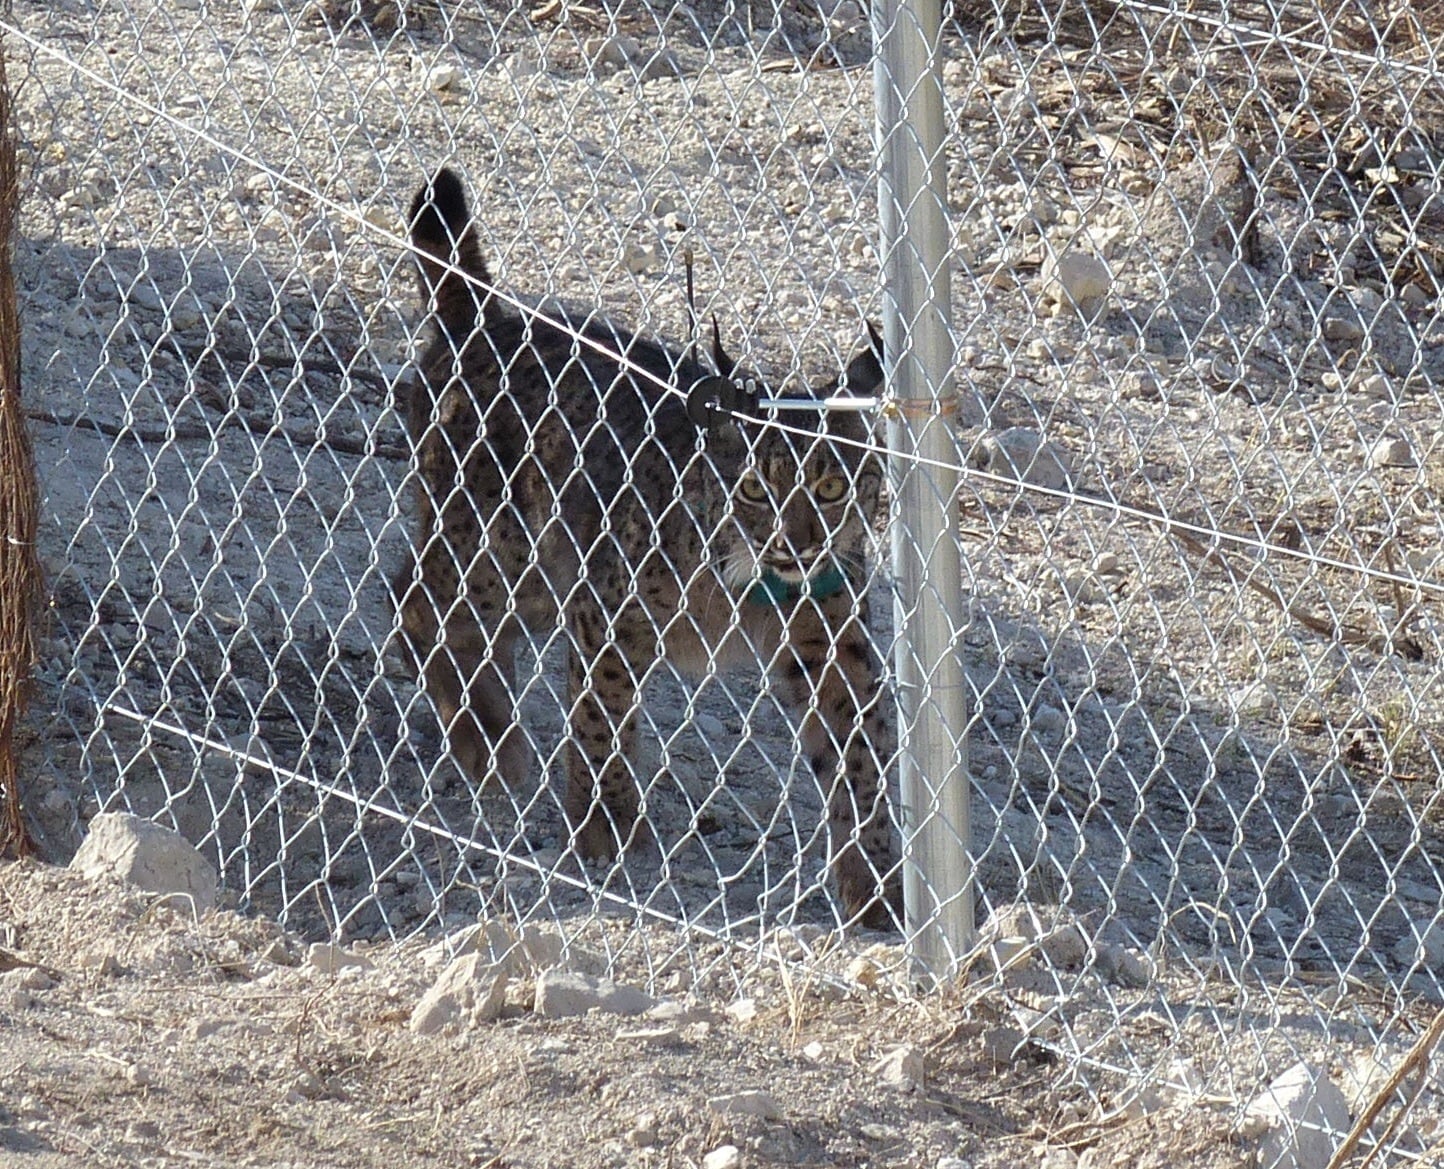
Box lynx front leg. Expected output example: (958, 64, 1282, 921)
(563, 602, 645, 862)
(774, 598, 901, 929)
(393, 557, 530, 793)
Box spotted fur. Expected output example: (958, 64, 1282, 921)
(394, 167, 900, 926)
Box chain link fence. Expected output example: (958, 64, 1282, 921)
(11, 0, 1444, 1158)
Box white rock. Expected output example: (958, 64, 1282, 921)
(1162, 1057, 1206, 1101)
(1063, 570, 1103, 607)
(1, 966, 56, 992)
(1241, 1062, 1349, 1169)
(533, 969, 653, 1018)
(305, 942, 372, 975)
(585, 33, 641, 71)
(972, 428, 1075, 492)
(846, 955, 881, 988)
(1369, 436, 1416, 468)
(427, 63, 462, 92)
(1043, 249, 1111, 318)
(615, 1025, 682, 1047)
(626, 1111, 658, 1148)
(981, 904, 1088, 970)
(724, 997, 759, 1023)
(873, 1044, 925, 1089)
(708, 1090, 783, 1120)
(421, 920, 572, 975)
(1096, 945, 1154, 988)
(71, 813, 217, 914)
(410, 953, 509, 1035)
(623, 240, 660, 274)
(703, 1146, 742, 1169)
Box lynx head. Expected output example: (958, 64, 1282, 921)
(709, 331, 886, 598)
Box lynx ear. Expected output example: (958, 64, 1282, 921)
(866, 319, 884, 361)
(710, 315, 737, 379)
(841, 325, 885, 395)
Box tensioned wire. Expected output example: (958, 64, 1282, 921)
(11, 20, 1444, 601)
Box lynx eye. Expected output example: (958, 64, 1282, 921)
(737, 474, 769, 503)
(813, 474, 847, 504)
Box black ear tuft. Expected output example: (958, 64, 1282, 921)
(866, 319, 884, 361)
(409, 167, 471, 249)
(710, 314, 737, 378)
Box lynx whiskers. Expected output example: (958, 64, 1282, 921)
(393, 167, 901, 927)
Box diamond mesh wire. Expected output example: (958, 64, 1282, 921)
(12, 0, 1444, 1155)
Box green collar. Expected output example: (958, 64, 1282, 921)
(747, 564, 848, 606)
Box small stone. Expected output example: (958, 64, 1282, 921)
(1322, 315, 1365, 343)
(189, 1018, 227, 1041)
(623, 240, 659, 274)
(305, 943, 372, 975)
(1369, 436, 1416, 468)
(982, 904, 1088, 971)
(410, 954, 509, 1035)
(1119, 370, 1161, 399)
(2, 966, 56, 992)
(1044, 249, 1111, 319)
(615, 1025, 682, 1046)
(125, 1062, 157, 1089)
(846, 955, 880, 988)
(1062, 568, 1103, 606)
(1402, 282, 1431, 308)
(972, 429, 1075, 492)
(534, 970, 653, 1018)
(1343, 1048, 1409, 1116)
(259, 939, 298, 966)
(703, 1146, 742, 1169)
(125, 282, 164, 312)
(1356, 372, 1392, 398)
(707, 1090, 783, 1120)
(427, 63, 462, 92)
(872, 1044, 925, 1089)
(71, 813, 218, 914)
(1162, 1057, 1206, 1101)
(627, 1111, 658, 1148)
(1095, 944, 1153, 988)
(981, 1025, 1025, 1064)
(80, 950, 122, 978)
(724, 997, 759, 1023)
(286, 1070, 328, 1101)
(585, 33, 641, 72)
(1241, 1062, 1349, 1169)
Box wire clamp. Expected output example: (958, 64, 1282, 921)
(686, 375, 758, 432)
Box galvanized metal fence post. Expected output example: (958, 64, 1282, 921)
(872, 0, 972, 980)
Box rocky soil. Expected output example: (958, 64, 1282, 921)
(6, 852, 1440, 1168)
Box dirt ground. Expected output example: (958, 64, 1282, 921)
(0, 857, 1263, 1169)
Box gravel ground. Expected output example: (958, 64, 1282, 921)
(4, 857, 1439, 1168)
(8, 0, 1444, 1160)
